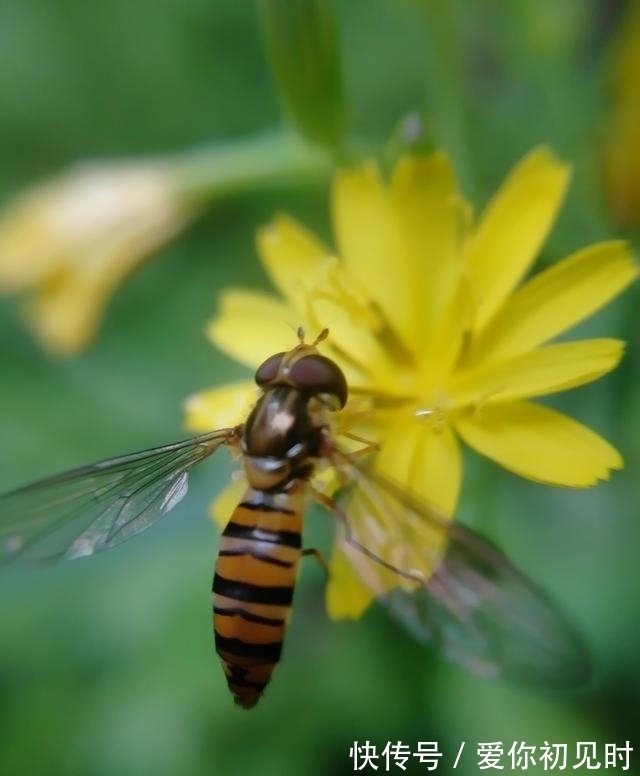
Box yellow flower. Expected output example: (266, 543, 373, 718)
(0, 161, 196, 356)
(601, 0, 640, 227)
(185, 147, 637, 619)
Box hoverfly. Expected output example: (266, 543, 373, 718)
(0, 329, 589, 708)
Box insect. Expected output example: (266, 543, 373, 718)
(0, 329, 589, 708)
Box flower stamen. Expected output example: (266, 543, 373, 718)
(471, 385, 507, 420)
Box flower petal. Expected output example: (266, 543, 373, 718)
(183, 380, 258, 432)
(206, 289, 299, 368)
(20, 205, 188, 356)
(326, 542, 376, 620)
(373, 413, 462, 515)
(0, 197, 63, 291)
(331, 162, 416, 349)
(256, 214, 329, 313)
(308, 281, 413, 395)
(209, 477, 248, 532)
(468, 241, 639, 363)
(390, 153, 464, 349)
(416, 274, 475, 393)
(0, 163, 189, 294)
(453, 400, 623, 486)
(326, 416, 461, 620)
(23, 266, 110, 356)
(466, 147, 571, 331)
(450, 339, 625, 408)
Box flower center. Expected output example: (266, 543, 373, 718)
(413, 387, 452, 431)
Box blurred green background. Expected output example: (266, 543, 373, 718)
(0, 1, 638, 774)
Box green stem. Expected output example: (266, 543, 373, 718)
(168, 127, 332, 206)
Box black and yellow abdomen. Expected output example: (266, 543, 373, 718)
(212, 482, 306, 709)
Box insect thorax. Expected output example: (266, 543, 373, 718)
(241, 386, 329, 491)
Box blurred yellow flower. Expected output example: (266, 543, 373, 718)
(186, 147, 637, 619)
(0, 161, 196, 355)
(601, 0, 640, 228)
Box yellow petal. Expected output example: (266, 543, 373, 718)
(373, 413, 462, 516)
(256, 214, 330, 313)
(390, 153, 464, 348)
(23, 266, 110, 356)
(183, 380, 258, 432)
(0, 163, 190, 293)
(206, 289, 299, 368)
(209, 476, 248, 532)
(20, 205, 187, 356)
(331, 162, 416, 350)
(453, 400, 623, 486)
(0, 199, 63, 291)
(450, 339, 625, 408)
(466, 147, 571, 331)
(326, 541, 375, 620)
(326, 417, 461, 620)
(468, 241, 639, 363)
(308, 284, 413, 396)
(23, 242, 138, 356)
(417, 273, 475, 392)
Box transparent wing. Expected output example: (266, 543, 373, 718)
(333, 455, 590, 689)
(0, 429, 237, 565)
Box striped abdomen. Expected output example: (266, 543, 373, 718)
(212, 482, 307, 709)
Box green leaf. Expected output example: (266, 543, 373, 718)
(260, 0, 347, 152)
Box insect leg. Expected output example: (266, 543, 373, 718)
(340, 433, 379, 458)
(311, 488, 424, 584)
(302, 547, 330, 577)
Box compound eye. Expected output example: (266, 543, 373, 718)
(255, 352, 285, 387)
(289, 354, 348, 408)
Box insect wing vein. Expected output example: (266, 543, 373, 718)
(0, 429, 233, 565)
(334, 456, 590, 688)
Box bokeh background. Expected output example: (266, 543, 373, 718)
(0, 1, 638, 774)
